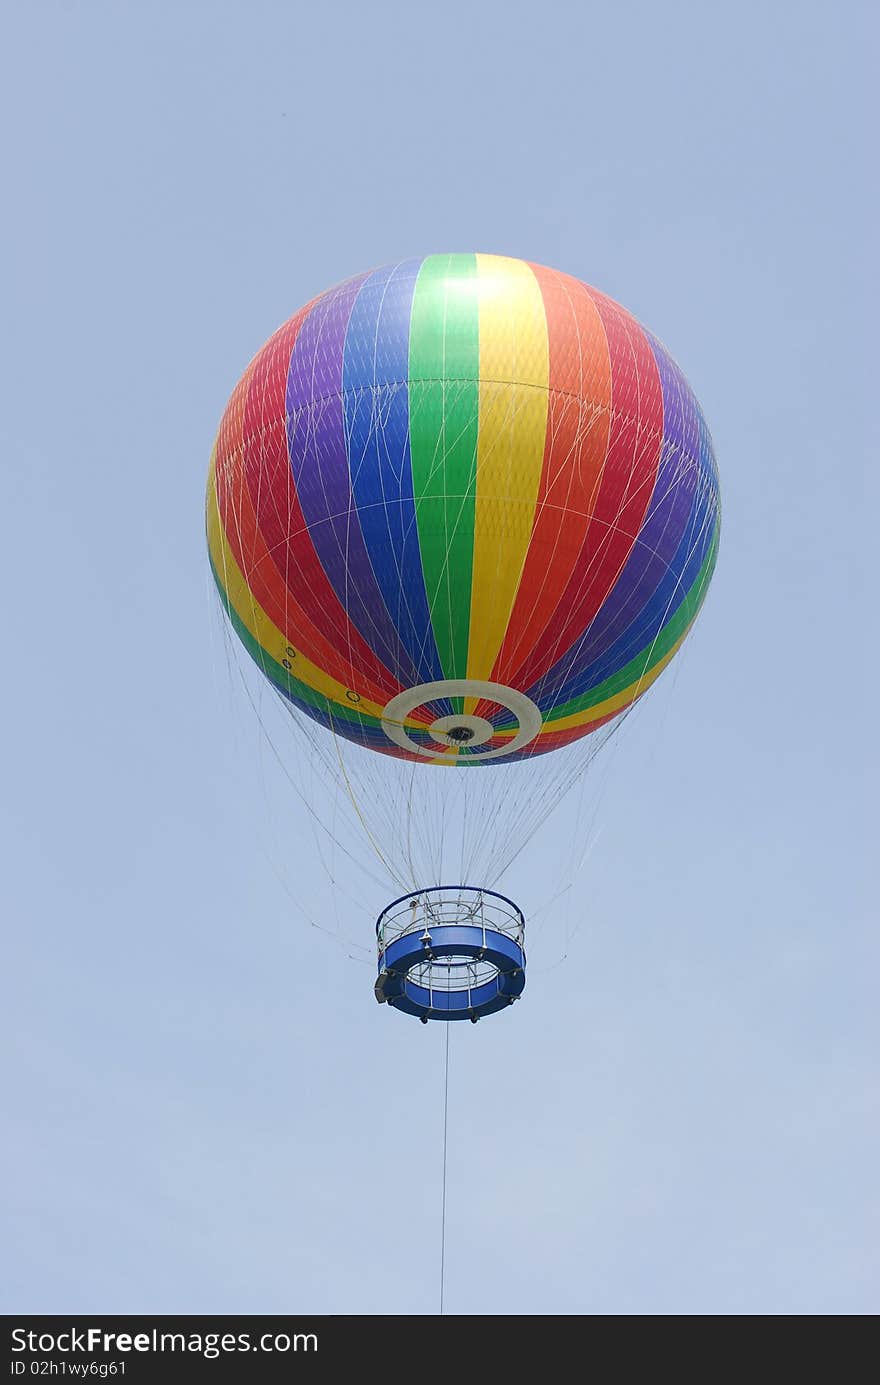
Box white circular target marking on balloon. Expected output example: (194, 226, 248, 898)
(381, 680, 542, 762)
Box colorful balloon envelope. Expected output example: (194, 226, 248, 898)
(207, 254, 720, 767)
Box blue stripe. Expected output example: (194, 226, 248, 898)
(342, 260, 445, 687)
(286, 273, 421, 688)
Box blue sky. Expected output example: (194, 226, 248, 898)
(2, 1, 875, 1314)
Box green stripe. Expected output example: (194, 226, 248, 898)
(209, 556, 383, 735)
(408, 253, 480, 688)
(545, 523, 720, 723)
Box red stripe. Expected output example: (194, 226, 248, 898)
(503, 284, 664, 694)
(215, 306, 402, 703)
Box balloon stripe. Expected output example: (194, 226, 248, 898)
(465, 255, 549, 682)
(212, 346, 403, 708)
(286, 275, 421, 686)
(208, 472, 411, 722)
(240, 288, 404, 697)
(408, 254, 480, 685)
(342, 259, 445, 685)
(526, 523, 718, 719)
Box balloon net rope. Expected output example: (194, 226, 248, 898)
(215, 607, 628, 896)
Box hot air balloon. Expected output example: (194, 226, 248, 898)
(207, 254, 720, 1022)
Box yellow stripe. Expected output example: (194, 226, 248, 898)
(207, 469, 420, 727)
(466, 255, 549, 689)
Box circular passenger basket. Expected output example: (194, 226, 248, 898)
(374, 886, 526, 1023)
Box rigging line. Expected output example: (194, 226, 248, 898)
(329, 721, 406, 887)
(440, 1021, 451, 1317)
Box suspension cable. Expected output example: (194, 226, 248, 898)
(440, 1023, 450, 1315)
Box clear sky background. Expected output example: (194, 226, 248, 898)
(2, 1, 875, 1315)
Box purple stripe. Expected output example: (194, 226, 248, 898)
(285, 276, 420, 686)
